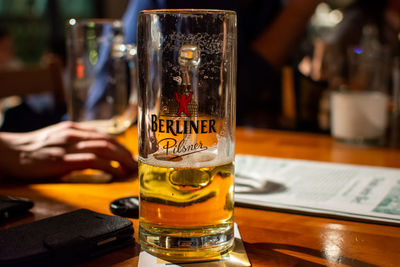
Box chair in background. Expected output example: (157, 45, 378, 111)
(0, 56, 64, 103)
(0, 56, 65, 131)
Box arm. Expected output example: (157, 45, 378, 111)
(251, 0, 323, 70)
(123, 0, 166, 44)
(0, 121, 137, 181)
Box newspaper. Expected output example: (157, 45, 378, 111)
(235, 154, 400, 225)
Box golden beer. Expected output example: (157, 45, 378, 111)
(139, 158, 234, 261)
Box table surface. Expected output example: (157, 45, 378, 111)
(1, 127, 400, 266)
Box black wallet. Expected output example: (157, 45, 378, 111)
(0, 209, 134, 266)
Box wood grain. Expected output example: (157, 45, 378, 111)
(1, 126, 400, 266)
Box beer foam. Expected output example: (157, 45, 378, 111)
(141, 149, 234, 169)
(141, 133, 234, 168)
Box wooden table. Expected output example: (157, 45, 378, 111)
(1, 127, 400, 266)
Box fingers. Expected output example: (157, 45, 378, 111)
(63, 128, 114, 143)
(67, 140, 137, 172)
(31, 121, 138, 179)
(62, 153, 126, 178)
(38, 121, 81, 133)
(43, 126, 115, 147)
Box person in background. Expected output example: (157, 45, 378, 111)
(316, 0, 400, 88)
(293, 0, 400, 134)
(123, 0, 322, 128)
(0, 121, 137, 181)
(0, 27, 18, 68)
(0, 0, 323, 180)
(0, 0, 322, 131)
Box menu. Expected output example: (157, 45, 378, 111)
(235, 154, 400, 225)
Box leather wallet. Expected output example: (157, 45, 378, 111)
(0, 209, 134, 266)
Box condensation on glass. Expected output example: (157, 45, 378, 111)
(137, 9, 237, 262)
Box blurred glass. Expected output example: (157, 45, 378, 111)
(330, 25, 390, 145)
(65, 19, 137, 135)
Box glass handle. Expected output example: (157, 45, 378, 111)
(125, 44, 138, 109)
(111, 43, 138, 129)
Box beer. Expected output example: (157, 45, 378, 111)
(139, 152, 234, 261)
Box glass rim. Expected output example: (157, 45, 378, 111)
(67, 18, 122, 27)
(139, 9, 236, 15)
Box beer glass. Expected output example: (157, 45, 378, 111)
(66, 19, 137, 135)
(137, 10, 237, 261)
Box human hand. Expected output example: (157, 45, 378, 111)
(0, 121, 137, 180)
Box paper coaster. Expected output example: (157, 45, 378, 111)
(138, 223, 251, 267)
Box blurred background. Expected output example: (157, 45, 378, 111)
(0, 0, 399, 147)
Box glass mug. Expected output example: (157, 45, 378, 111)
(64, 19, 138, 181)
(66, 19, 138, 135)
(137, 10, 237, 261)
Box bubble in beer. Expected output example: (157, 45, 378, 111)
(169, 168, 212, 190)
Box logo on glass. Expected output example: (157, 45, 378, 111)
(150, 44, 219, 160)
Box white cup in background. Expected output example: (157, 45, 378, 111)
(331, 91, 389, 144)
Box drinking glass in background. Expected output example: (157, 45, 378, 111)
(330, 25, 390, 145)
(64, 19, 138, 181)
(137, 10, 237, 261)
(65, 19, 137, 135)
